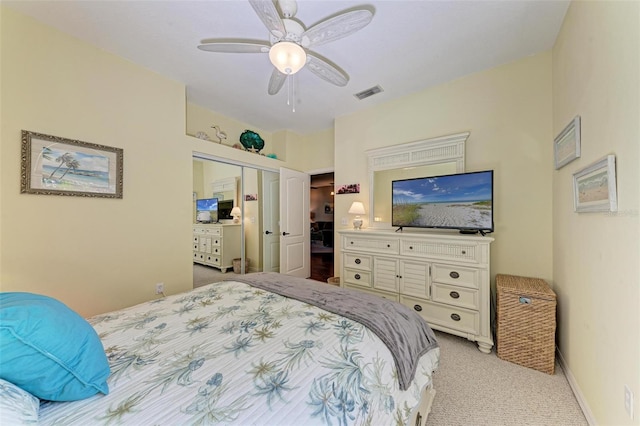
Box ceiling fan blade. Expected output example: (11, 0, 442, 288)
(301, 9, 373, 48)
(268, 68, 287, 95)
(248, 0, 287, 39)
(306, 53, 348, 87)
(198, 40, 270, 53)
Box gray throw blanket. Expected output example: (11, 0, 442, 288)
(226, 272, 438, 391)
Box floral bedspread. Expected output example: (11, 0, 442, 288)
(39, 280, 440, 425)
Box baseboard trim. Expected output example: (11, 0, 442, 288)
(556, 346, 597, 425)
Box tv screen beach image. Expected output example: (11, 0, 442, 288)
(392, 172, 493, 230)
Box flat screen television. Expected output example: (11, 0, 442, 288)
(196, 197, 218, 223)
(392, 170, 494, 234)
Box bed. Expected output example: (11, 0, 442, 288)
(0, 272, 439, 425)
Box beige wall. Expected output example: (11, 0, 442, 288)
(552, 2, 640, 424)
(0, 7, 192, 316)
(334, 53, 554, 285)
(286, 128, 335, 173)
(0, 7, 296, 317)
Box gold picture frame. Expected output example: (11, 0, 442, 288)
(21, 130, 123, 198)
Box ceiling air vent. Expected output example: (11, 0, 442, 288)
(354, 85, 383, 100)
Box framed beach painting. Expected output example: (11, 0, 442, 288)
(573, 155, 617, 213)
(21, 130, 123, 198)
(554, 116, 581, 169)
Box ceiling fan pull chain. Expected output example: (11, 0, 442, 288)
(286, 74, 296, 113)
(292, 74, 297, 113)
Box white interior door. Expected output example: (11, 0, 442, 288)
(279, 167, 310, 278)
(262, 171, 280, 273)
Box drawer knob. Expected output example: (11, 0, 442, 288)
(354, 274, 361, 280)
(409, 246, 413, 250)
(413, 305, 423, 312)
(451, 313, 461, 321)
(355, 258, 361, 264)
(461, 250, 466, 254)
(387, 244, 391, 248)
(350, 241, 354, 245)
(450, 291, 460, 299)
(449, 271, 460, 279)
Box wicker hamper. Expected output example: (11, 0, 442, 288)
(496, 274, 557, 374)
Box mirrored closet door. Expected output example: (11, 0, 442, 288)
(193, 156, 279, 287)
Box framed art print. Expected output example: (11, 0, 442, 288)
(21, 130, 123, 198)
(554, 116, 581, 169)
(573, 154, 617, 213)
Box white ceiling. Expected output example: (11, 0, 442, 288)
(5, 0, 569, 135)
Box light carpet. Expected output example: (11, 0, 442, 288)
(428, 331, 587, 425)
(193, 263, 230, 288)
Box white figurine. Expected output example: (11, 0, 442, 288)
(211, 125, 227, 143)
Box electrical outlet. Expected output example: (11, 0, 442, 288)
(625, 384, 634, 419)
(155, 282, 164, 295)
(341, 217, 348, 226)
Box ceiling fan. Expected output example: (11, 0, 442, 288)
(197, 0, 374, 96)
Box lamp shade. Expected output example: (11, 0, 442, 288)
(348, 202, 365, 230)
(348, 202, 366, 215)
(269, 42, 307, 75)
(230, 206, 242, 224)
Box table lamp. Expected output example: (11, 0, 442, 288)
(348, 201, 366, 230)
(230, 206, 242, 224)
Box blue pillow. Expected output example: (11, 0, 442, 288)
(0, 292, 110, 401)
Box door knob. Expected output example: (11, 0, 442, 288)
(282, 232, 290, 236)
(265, 230, 273, 235)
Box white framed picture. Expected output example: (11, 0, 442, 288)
(573, 154, 617, 213)
(554, 116, 581, 169)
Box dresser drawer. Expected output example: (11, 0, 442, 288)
(342, 235, 399, 255)
(199, 238, 211, 254)
(432, 264, 479, 289)
(205, 254, 221, 266)
(432, 283, 479, 310)
(343, 253, 372, 271)
(210, 236, 221, 246)
(206, 227, 222, 236)
(400, 238, 484, 264)
(193, 251, 204, 262)
(343, 268, 372, 288)
(401, 296, 479, 335)
(345, 285, 398, 302)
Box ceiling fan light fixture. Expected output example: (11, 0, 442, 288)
(269, 41, 306, 75)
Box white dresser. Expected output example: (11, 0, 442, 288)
(339, 229, 494, 353)
(193, 224, 241, 273)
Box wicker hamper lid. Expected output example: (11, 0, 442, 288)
(496, 274, 556, 301)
